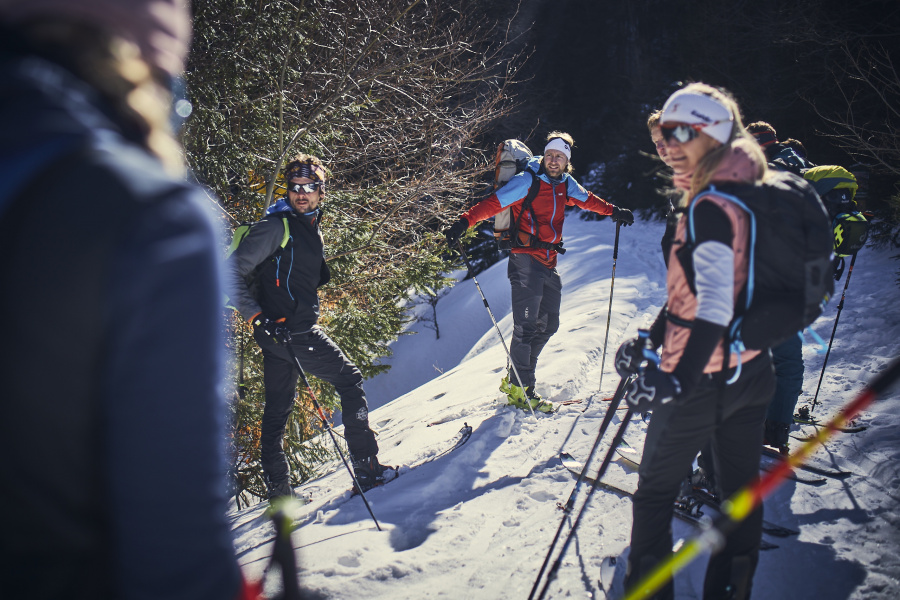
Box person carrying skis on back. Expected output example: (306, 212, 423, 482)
(617, 83, 776, 600)
(226, 154, 394, 497)
(445, 132, 634, 413)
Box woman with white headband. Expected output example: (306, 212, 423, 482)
(445, 131, 634, 413)
(616, 83, 776, 599)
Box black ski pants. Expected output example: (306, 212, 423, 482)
(626, 352, 775, 600)
(254, 326, 378, 487)
(507, 252, 562, 389)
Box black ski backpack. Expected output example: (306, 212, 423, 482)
(684, 170, 834, 351)
(491, 139, 541, 251)
(768, 143, 812, 175)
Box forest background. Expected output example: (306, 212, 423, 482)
(180, 0, 900, 506)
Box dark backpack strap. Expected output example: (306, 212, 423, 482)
(508, 170, 541, 246)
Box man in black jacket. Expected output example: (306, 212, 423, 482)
(226, 154, 393, 497)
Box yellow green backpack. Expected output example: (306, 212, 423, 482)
(803, 166, 868, 257)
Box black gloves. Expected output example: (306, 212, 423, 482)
(252, 314, 288, 345)
(611, 206, 634, 226)
(624, 364, 682, 412)
(615, 333, 657, 378)
(444, 217, 469, 248)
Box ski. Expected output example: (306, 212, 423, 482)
(617, 439, 826, 487)
(596, 395, 630, 409)
(758, 460, 826, 486)
(760, 446, 852, 480)
(687, 487, 798, 537)
(564, 452, 800, 537)
(560, 462, 781, 550)
(349, 423, 473, 496)
(557, 398, 585, 407)
(598, 555, 619, 596)
(793, 415, 867, 433)
(615, 439, 641, 468)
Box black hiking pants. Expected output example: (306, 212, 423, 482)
(507, 252, 562, 389)
(626, 352, 775, 600)
(254, 326, 378, 488)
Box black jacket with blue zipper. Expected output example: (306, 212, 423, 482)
(226, 198, 331, 331)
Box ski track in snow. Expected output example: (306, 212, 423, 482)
(229, 218, 900, 599)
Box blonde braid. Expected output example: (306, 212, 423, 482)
(23, 20, 184, 176)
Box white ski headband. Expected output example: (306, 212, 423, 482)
(544, 138, 572, 160)
(660, 90, 734, 145)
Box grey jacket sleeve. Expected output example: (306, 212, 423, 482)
(224, 216, 285, 322)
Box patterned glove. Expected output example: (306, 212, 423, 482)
(614, 335, 657, 378)
(623, 364, 682, 413)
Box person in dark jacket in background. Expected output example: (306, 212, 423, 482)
(226, 153, 394, 497)
(747, 120, 814, 176)
(445, 132, 634, 413)
(747, 121, 810, 452)
(0, 0, 258, 598)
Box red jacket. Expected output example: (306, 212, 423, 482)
(462, 159, 614, 268)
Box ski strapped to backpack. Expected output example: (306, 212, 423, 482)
(682, 170, 834, 354)
(490, 139, 565, 254)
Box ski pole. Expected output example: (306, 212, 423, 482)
(265, 499, 303, 600)
(809, 251, 859, 413)
(623, 355, 900, 600)
(456, 240, 536, 418)
(280, 329, 382, 531)
(535, 407, 635, 600)
(594, 221, 622, 406)
(528, 375, 632, 600)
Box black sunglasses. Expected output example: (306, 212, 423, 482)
(660, 123, 703, 144)
(288, 182, 322, 193)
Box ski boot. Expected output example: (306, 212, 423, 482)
(763, 419, 791, 455)
(351, 454, 398, 492)
(506, 382, 555, 414)
(265, 477, 297, 502)
(499, 372, 512, 395)
(689, 467, 718, 498)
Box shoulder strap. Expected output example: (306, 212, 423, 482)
(682, 186, 756, 312)
(509, 170, 540, 239)
(224, 214, 291, 260)
(278, 215, 291, 249)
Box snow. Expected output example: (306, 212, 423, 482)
(229, 217, 900, 599)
